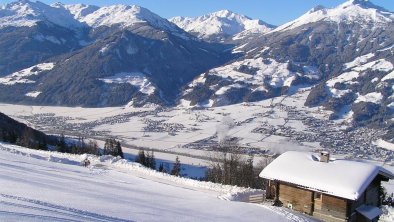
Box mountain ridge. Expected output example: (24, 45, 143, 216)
(169, 9, 275, 42)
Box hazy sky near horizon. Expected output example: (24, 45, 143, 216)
(1, 0, 393, 25)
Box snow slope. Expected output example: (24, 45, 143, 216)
(98, 72, 156, 95)
(170, 10, 273, 41)
(325, 54, 394, 100)
(273, 0, 394, 32)
(0, 63, 55, 85)
(0, 142, 313, 222)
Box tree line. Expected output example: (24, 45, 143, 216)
(135, 149, 182, 176)
(205, 139, 271, 189)
(55, 134, 124, 157)
(1, 128, 53, 150)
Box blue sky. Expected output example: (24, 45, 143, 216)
(2, 0, 394, 25)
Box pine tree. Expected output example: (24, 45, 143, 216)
(135, 150, 146, 165)
(109, 139, 114, 153)
(18, 128, 34, 148)
(71, 144, 79, 154)
(87, 140, 99, 155)
(38, 139, 47, 150)
(0, 130, 5, 142)
(56, 133, 67, 153)
(148, 151, 156, 169)
(103, 139, 110, 155)
(115, 141, 124, 158)
(9, 132, 17, 144)
(171, 156, 181, 176)
(159, 163, 165, 172)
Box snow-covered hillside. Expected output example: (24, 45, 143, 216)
(0, 142, 314, 222)
(98, 72, 156, 96)
(181, 57, 321, 107)
(0, 63, 54, 85)
(170, 10, 273, 42)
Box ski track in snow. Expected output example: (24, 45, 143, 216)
(0, 143, 316, 222)
(0, 194, 132, 222)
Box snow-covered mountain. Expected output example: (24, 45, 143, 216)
(0, 0, 84, 29)
(81, 5, 181, 31)
(58, 3, 191, 40)
(170, 10, 274, 42)
(181, 0, 394, 139)
(274, 0, 394, 33)
(0, 0, 231, 107)
(55, 3, 99, 20)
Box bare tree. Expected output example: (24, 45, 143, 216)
(206, 139, 271, 188)
(206, 139, 243, 185)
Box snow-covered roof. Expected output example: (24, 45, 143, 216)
(259, 151, 394, 200)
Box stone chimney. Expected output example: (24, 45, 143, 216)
(320, 151, 330, 163)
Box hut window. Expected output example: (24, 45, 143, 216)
(314, 192, 322, 200)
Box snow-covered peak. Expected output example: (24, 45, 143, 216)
(54, 3, 99, 20)
(78, 4, 181, 33)
(0, 0, 84, 29)
(210, 9, 240, 19)
(169, 10, 273, 40)
(273, 0, 394, 32)
(308, 5, 327, 14)
(341, 0, 379, 9)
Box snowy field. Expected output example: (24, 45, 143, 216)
(0, 89, 322, 153)
(0, 89, 392, 165)
(0, 142, 316, 222)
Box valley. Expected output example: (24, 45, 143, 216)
(1, 88, 392, 165)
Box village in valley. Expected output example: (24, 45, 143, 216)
(8, 89, 393, 163)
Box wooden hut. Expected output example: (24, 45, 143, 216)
(259, 151, 393, 222)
